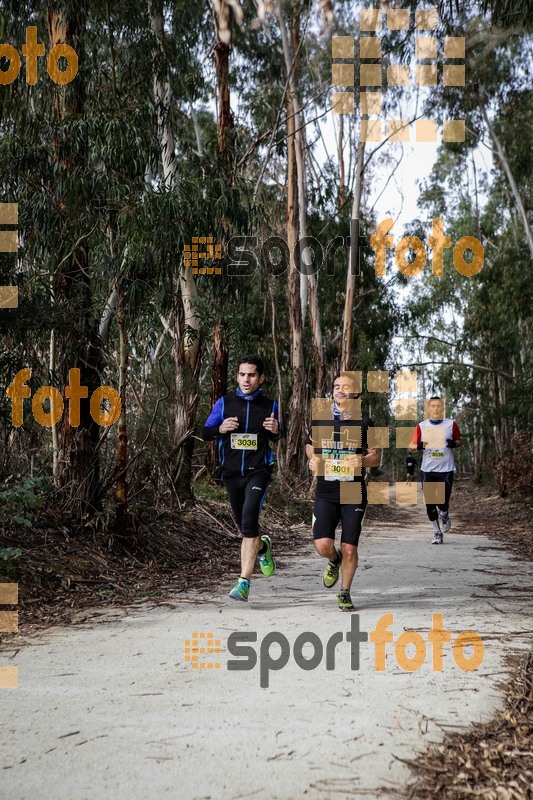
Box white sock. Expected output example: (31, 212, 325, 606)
(431, 520, 441, 534)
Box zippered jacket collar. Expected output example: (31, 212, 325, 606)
(236, 386, 263, 401)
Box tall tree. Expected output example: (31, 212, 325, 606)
(47, 1, 103, 517)
(150, 5, 202, 505)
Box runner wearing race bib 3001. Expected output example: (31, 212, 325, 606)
(409, 396, 461, 545)
(305, 372, 381, 612)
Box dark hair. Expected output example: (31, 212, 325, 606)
(237, 355, 265, 375)
(429, 395, 442, 401)
(332, 372, 360, 395)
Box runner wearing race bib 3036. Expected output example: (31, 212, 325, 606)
(409, 396, 461, 545)
(202, 355, 281, 602)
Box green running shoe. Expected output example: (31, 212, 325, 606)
(337, 588, 355, 611)
(323, 547, 342, 588)
(229, 578, 250, 601)
(258, 535, 275, 577)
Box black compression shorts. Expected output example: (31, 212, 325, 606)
(223, 469, 271, 537)
(312, 493, 367, 547)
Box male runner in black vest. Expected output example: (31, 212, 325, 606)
(202, 355, 281, 602)
(305, 372, 381, 611)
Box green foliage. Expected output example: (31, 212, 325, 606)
(0, 477, 50, 532)
(0, 547, 23, 575)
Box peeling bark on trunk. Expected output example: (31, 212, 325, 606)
(150, 8, 201, 505)
(48, 2, 102, 517)
(214, 2, 234, 166)
(204, 1, 238, 475)
(278, 0, 324, 398)
(285, 71, 306, 473)
(205, 321, 229, 474)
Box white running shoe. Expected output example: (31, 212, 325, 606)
(439, 512, 451, 532)
(431, 532, 443, 544)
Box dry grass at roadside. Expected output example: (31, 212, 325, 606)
(402, 652, 532, 800)
(0, 474, 310, 631)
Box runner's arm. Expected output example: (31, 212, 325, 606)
(409, 424, 423, 452)
(202, 398, 225, 441)
(446, 420, 462, 448)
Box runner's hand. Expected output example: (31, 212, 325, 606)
(344, 454, 362, 469)
(219, 417, 239, 434)
(263, 412, 279, 435)
(308, 455, 321, 473)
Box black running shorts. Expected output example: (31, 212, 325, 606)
(223, 469, 272, 538)
(312, 493, 367, 547)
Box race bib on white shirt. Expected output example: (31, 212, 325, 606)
(419, 419, 455, 472)
(324, 459, 355, 481)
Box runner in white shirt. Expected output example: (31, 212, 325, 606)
(409, 396, 462, 544)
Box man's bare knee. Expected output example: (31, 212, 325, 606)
(341, 543, 358, 561)
(315, 539, 335, 558)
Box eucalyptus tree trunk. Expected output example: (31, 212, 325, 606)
(285, 62, 306, 474)
(48, 1, 102, 516)
(480, 100, 533, 261)
(49, 318, 59, 485)
(341, 139, 365, 371)
(150, 8, 201, 505)
(115, 285, 128, 537)
(278, 0, 324, 396)
(205, 321, 229, 474)
(205, 0, 241, 475)
(338, 115, 346, 210)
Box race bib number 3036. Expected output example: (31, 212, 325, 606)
(231, 433, 258, 450)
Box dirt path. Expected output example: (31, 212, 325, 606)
(1, 490, 531, 799)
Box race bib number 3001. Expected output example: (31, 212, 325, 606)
(324, 460, 354, 481)
(231, 433, 258, 450)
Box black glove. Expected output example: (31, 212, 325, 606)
(446, 438, 457, 448)
(416, 442, 425, 451)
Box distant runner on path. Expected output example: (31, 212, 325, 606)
(306, 372, 381, 611)
(404, 453, 417, 485)
(202, 355, 281, 602)
(409, 396, 462, 545)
